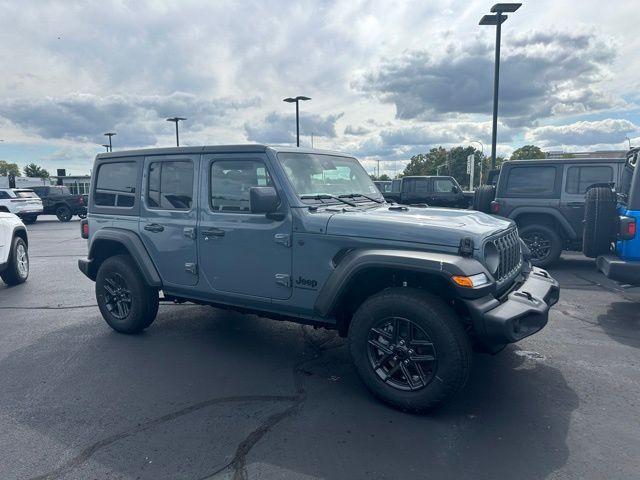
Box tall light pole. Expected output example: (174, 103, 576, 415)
(470, 140, 484, 184)
(104, 132, 116, 152)
(166, 117, 187, 146)
(283, 96, 311, 147)
(480, 3, 521, 169)
(101, 144, 110, 152)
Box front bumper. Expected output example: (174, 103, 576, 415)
(464, 266, 559, 351)
(597, 254, 640, 285)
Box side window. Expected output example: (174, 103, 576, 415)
(414, 179, 429, 193)
(403, 178, 416, 193)
(391, 179, 401, 193)
(0, 191, 10, 199)
(210, 160, 273, 213)
(94, 162, 137, 208)
(433, 178, 456, 193)
(506, 166, 556, 196)
(147, 161, 193, 210)
(565, 166, 613, 194)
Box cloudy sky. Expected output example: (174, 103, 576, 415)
(0, 0, 639, 176)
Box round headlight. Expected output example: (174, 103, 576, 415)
(484, 241, 500, 275)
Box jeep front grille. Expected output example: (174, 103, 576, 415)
(491, 228, 522, 283)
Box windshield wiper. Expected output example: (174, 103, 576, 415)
(300, 194, 357, 207)
(338, 193, 383, 204)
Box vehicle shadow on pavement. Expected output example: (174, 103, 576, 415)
(0, 306, 579, 480)
(597, 301, 640, 349)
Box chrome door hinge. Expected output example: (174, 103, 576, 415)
(275, 273, 291, 287)
(274, 233, 291, 247)
(185, 263, 198, 275)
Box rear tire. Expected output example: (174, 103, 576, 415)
(520, 224, 563, 268)
(96, 254, 159, 334)
(583, 186, 617, 258)
(349, 288, 471, 412)
(1, 236, 29, 285)
(55, 205, 72, 222)
(473, 185, 495, 213)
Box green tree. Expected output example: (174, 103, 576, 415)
(403, 147, 447, 176)
(403, 146, 485, 188)
(24, 163, 50, 178)
(0, 160, 21, 176)
(510, 145, 545, 160)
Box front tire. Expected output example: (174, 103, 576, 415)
(55, 205, 72, 222)
(349, 288, 471, 412)
(1, 236, 29, 285)
(96, 254, 159, 334)
(520, 224, 563, 268)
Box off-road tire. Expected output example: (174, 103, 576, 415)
(96, 254, 159, 334)
(519, 224, 563, 268)
(583, 186, 617, 258)
(1, 236, 29, 285)
(55, 205, 72, 222)
(349, 288, 471, 413)
(21, 215, 38, 225)
(473, 185, 495, 213)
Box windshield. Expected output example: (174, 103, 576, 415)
(277, 153, 383, 203)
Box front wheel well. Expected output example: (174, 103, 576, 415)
(331, 267, 468, 337)
(14, 228, 28, 247)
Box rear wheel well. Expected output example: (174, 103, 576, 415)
(332, 268, 468, 337)
(90, 240, 131, 276)
(513, 213, 568, 240)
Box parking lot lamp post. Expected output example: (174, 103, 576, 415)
(101, 144, 110, 152)
(470, 140, 484, 184)
(479, 3, 521, 169)
(283, 96, 311, 147)
(104, 132, 116, 152)
(166, 117, 187, 147)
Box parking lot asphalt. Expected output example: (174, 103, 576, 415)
(1, 218, 639, 480)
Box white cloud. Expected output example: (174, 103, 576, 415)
(526, 119, 639, 147)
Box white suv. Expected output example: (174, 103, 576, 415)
(0, 212, 29, 285)
(0, 188, 43, 224)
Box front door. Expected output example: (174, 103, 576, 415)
(197, 154, 292, 300)
(139, 155, 199, 287)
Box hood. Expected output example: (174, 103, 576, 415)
(325, 205, 513, 249)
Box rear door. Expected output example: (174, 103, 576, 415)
(139, 155, 199, 287)
(430, 177, 461, 207)
(560, 163, 615, 238)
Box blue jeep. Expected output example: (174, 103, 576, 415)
(583, 148, 640, 284)
(78, 145, 559, 411)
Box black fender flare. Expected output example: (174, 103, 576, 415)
(508, 207, 577, 240)
(84, 228, 162, 286)
(314, 249, 492, 317)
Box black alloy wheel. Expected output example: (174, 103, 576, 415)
(102, 272, 132, 320)
(367, 317, 437, 391)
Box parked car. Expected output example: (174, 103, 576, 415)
(0, 212, 29, 285)
(78, 145, 559, 412)
(373, 180, 392, 194)
(30, 185, 86, 222)
(484, 157, 627, 268)
(383, 176, 471, 208)
(583, 148, 640, 284)
(0, 188, 43, 224)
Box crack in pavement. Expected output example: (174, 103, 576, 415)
(26, 325, 345, 480)
(0, 303, 199, 310)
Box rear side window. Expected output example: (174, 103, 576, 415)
(565, 166, 613, 194)
(403, 178, 428, 193)
(210, 160, 273, 213)
(0, 191, 10, 199)
(15, 191, 38, 198)
(147, 161, 193, 210)
(95, 162, 137, 208)
(506, 166, 556, 196)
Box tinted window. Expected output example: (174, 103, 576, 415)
(0, 191, 10, 199)
(506, 166, 556, 196)
(95, 162, 137, 207)
(566, 166, 613, 194)
(15, 191, 38, 198)
(147, 161, 193, 210)
(210, 160, 273, 213)
(391, 179, 401, 193)
(433, 178, 456, 193)
(31, 186, 48, 196)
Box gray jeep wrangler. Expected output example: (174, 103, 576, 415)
(79, 145, 559, 411)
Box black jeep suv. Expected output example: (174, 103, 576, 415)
(485, 157, 627, 268)
(30, 185, 86, 222)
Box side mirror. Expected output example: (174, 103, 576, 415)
(250, 186, 279, 214)
(452, 185, 460, 193)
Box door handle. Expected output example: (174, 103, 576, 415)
(144, 223, 165, 233)
(201, 227, 225, 240)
